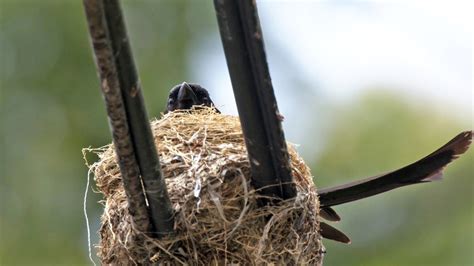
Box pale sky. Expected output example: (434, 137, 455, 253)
(260, 1, 472, 109)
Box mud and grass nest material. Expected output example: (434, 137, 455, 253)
(87, 107, 324, 265)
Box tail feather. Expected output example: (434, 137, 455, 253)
(320, 207, 341, 222)
(320, 222, 351, 244)
(318, 131, 472, 207)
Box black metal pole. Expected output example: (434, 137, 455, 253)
(214, 0, 296, 201)
(83, 0, 174, 237)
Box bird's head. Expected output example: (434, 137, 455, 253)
(165, 82, 219, 113)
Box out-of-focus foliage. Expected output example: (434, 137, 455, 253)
(0, 1, 471, 266)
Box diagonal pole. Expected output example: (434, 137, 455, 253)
(214, 0, 296, 201)
(83, 0, 174, 237)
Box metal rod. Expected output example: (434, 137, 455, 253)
(214, 0, 296, 201)
(83, 0, 174, 236)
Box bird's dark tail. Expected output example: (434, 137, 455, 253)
(318, 131, 472, 207)
(320, 222, 351, 244)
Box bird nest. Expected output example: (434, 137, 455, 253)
(87, 107, 324, 265)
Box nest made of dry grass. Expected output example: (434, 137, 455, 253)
(86, 107, 323, 265)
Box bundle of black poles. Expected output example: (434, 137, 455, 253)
(83, 0, 174, 237)
(214, 0, 297, 201)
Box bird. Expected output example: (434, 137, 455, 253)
(165, 82, 220, 114)
(164, 83, 472, 244)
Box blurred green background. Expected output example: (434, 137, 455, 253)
(1, 1, 472, 265)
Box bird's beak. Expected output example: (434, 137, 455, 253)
(177, 82, 198, 109)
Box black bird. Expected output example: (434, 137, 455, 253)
(164, 83, 472, 244)
(165, 82, 219, 113)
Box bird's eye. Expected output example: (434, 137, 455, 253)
(168, 99, 174, 104)
(202, 97, 209, 102)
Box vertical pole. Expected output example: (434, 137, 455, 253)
(83, 0, 174, 236)
(214, 0, 296, 201)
